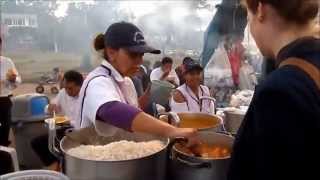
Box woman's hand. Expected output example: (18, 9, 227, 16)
(132, 112, 200, 146)
(168, 127, 201, 147)
(160, 70, 170, 80)
(48, 104, 61, 114)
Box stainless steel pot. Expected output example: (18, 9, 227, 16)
(159, 112, 223, 132)
(49, 124, 169, 180)
(168, 132, 234, 180)
(224, 110, 246, 135)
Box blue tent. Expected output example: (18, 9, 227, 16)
(200, 0, 247, 67)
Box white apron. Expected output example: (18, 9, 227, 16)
(75, 58, 138, 137)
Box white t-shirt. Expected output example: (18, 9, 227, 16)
(170, 84, 215, 114)
(0, 56, 21, 97)
(52, 88, 78, 127)
(150, 67, 180, 85)
(75, 60, 138, 137)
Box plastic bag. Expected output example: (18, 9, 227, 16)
(229, 90, 254, 107)
(204, 42, 234, 88)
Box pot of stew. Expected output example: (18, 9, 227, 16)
(168, 131, 234, 180)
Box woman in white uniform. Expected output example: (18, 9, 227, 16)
(170, 59, 215, 114)
(75, 22, 198, 142)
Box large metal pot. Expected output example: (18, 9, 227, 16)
(160, 112, 223, 132)
(224, 110, 246, 135)
(168, 132, 234, 180)
(50, 126, 169, 180)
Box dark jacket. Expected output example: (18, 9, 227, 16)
(228, 37, 320, 180)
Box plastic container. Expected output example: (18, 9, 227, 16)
(0, 170, 69, 180)
(11, 93, 50, 123)
(0, 146, 19, 175)
(150, 80, 175, 106)
(10, 93, 50, 168)
(30, 96, 48, 116)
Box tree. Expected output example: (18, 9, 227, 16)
(136, 2, 207, 53)
(1, 0, 59, 51)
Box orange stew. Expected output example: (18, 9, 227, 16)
(178, 116, 217, 129)
(175, 143, 231, 159)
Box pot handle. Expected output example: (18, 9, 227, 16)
(175, 156, 211, 169)
(219, 130, 234, 137)
(168, 137, 187, 149)
(167, 137, 187, 162)
(48, 118, 63, 158)
(167, 112, 180, 126)
(217, 111, 233, 137)
(168, 138, 211, 169)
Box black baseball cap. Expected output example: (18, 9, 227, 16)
(182, 57, 193, 65)
(104, 22, 161, 54)
(184, 59, 203, 73)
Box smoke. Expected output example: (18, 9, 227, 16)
(82, 0, 220, 54)
(0, 0, 227, 82)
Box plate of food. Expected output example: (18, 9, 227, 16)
(44, 115, 70, 125)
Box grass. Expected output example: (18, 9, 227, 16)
(3, 52, 82, 82)
(3, 51, 191, 82)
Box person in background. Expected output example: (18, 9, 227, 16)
(139, 64, 151, 91)
(175, 57, 193, 85)
(228, 1, 320, 180)
(32, 70, 83, 171)
(170, 59, 214, 114)
(52, 67, 64, 89)
(152, 60, 162, 69)
(238, 56, 258, 90)
(0, 36, 21, 146)
(259, 57, 276, 83)
(47, 70, 83, 126)
(76, 22, 198, 144)
(150, 57, 180, 86)
(131, 65, 152, 112)
(228, 36, 245, 88)
(131, 65, 147, 97)
(141, 65, 151, 91)
(142, 60, 151, 74)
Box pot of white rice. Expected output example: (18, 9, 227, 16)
(59, 127, 169, 180)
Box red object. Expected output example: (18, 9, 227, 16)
(228, 41, 245, 86)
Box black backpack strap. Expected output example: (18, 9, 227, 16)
(79, 66, 111, 127)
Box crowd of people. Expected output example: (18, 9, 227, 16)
(0, 0, 319, 179)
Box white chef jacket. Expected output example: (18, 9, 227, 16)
(0, 56, 21, 97)
(150, 67, 180, 85)
(75, 59, 139, 137)
(51, 88, 78, 127)
(170, 84, 215, 114)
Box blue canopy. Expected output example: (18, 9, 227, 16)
(200, 0, 247, 67)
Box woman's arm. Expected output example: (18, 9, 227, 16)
(131, 112, 198, 141)
(96, 101, 141, 131)
(96, 101, 198, 142)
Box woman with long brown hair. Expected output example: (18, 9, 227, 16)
(228, 1, 320, 180)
